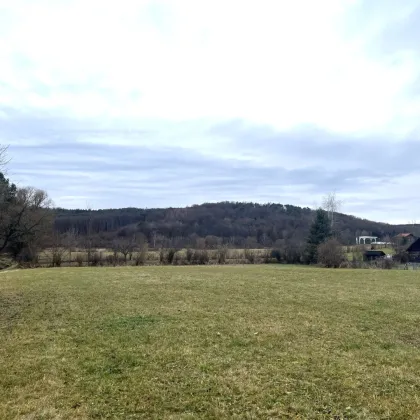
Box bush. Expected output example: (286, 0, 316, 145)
(159, 248, 177, 265)
(186, 248, 194, 264)
(339, 260, 351, 269)
(106, 254, 116, 266)
(16, 247, 39, 266)
(0, 256, 14, 270)
(159, 248, 165, 264)
(51, 252, 62, 267)
(244, 249, 256, 264)
(172, 251, 182, 265)
(216, 247, 227, 264)
(271, 249, 282, 263)
(167, 249, 176, 265)
(192, 250, 209, 265)
(282, 242, 305, 264)
(134, 246, 148, 266)
(262, 249, 272, 264)
(317, 238, 346, 268)
(227, 249, 241, 260)
(75, 254, 84, 267)
(376, 258, 395, 270)
(90, 252, 102, 267)
(394, 251, 409, 264)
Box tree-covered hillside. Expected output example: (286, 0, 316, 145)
(54, 202, 418, 248)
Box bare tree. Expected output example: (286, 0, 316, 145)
(322, 192, 343, 230)
(0, 145, 10, 169)
(84, 205, 95, 264)
(47, 232, 67, 267)
(116, 238, 132, 263)
(62, 228, 79, 263)
(134, 242, 148, 266)
(0, 186, 53, 256)
(129, 232, 146, 260)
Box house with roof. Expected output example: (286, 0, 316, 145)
(395, 233, 416, 244)
(406, 238, 420, 262)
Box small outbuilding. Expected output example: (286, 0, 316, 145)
(364, 250, 386, 261)
(406, 238, 420, 262)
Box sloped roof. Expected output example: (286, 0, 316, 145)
(407, 238, 420, 253)
(397, 233, 414, 237)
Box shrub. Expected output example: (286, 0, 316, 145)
(227, 249, 241, 260)
(282, 243, 305, 264)
(244, 249, 256, 264)
(377, 258, 395, 270)
(106, 254, 116, 266)
(158, 248, 177, 265)
(216, 247, 228, 264)
(172, 251, 181, 265)
(394, 251, 409, 264)
(339, 260, 351, 269)
(186, 248, 194, 264)
(262, 250, 272, 264)
(159, 248, 166, 264)
(75, 254, 84, 267)
(90, 252, 102, 267)
(193, 250, 209, 265)
(16, 248, 40, 267)
(134, 246, 148, 266)
(271, 249, 282, 263)
(0, 256, 14, 270)
(167, 249, 176, 265)
(317, 238, 346, 268)
(51, 252, 62, 267)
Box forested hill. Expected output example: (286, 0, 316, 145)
(53, 202, 417, 248)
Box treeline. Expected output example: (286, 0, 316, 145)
(45, 208, 403, 270)
(54, 202, 415, 249)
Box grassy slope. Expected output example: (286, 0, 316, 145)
(1, 266, 420, 419)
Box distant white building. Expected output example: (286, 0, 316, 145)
(356, 236, 378, 245)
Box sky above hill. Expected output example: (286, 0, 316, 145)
(1, 0, 420, 223)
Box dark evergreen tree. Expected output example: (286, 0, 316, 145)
(305, 208, 331, 264)
(0, 172, 17, 203)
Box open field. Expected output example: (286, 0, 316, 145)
(2, 266, 420, 419)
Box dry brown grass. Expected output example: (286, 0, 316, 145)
(1, 265, 420, 418)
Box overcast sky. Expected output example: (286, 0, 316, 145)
(1, 0, 419, 223)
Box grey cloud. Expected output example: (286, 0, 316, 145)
(0, 107, 151, 142)
(8, 135, 393, 211)
(210, 120, 420, 177)
(2, 108, 419, 222)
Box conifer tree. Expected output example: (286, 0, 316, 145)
(305, 208, 331, 264)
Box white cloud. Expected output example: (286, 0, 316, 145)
(1, 0, 420, 221)
(1, 0, 418, 130)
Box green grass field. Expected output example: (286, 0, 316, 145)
(2, 266, 420, 419)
